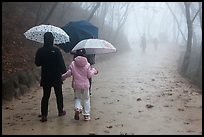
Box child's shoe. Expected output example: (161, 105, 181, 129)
(84, 115, 91, 121)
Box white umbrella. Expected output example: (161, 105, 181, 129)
(71, 39, 116, 54)
(24, 24, 70, 44)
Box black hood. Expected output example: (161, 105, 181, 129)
(44, 32, 54, 47)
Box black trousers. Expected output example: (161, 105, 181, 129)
(41, 83, 64, 116)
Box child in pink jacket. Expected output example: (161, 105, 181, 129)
(62, 55, 98, 121)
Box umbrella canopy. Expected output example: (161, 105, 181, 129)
(71, 39, 116, 54)
(56, 20, 98, 53)
(24, 24, 70, 44)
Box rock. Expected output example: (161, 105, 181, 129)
(104, 130, 110, 133)
(19, 84, 29, 95)
(95, 117, 100, 120)
(146, 104, 154, 108)
(18, 71, 29, 87)
(137, 98, 142, 101)
(178, 108, 184, 111)
(89, 132, 96, 135)
(2, 78, 15, 101)
(106, 125, 113, 128)
(14, 88, 22, 98)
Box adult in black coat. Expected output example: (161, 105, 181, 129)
(86, 54, 95, 96)
(35, 32, 67, 122)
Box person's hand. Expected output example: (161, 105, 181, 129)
(61, 75, 66, 81)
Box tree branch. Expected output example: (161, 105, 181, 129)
(166, 2, 187, 42)
(191, 4, 202, 23)
(87, 2, 101, 22)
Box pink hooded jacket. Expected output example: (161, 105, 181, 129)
(62, 56, 98, 90)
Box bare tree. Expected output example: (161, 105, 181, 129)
(113, 2, 130, 41)
(107, 3, 115, 38)
(166, 2, 187, 42)
(181, 2, 201, 75)
(96, 2, 109, 38)
(87, 2, 101, 22)
(73, 2, 83, 7)
(199, 2, 202, 30)
(35, 3, 43, 25)
(195, 2, 202, 81)
(56, 2, 72, 26)
(82, 2, 95, 11)
(40, 2, 59, 24)
(99, 2, 108, 29)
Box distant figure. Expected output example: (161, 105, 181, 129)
(35, 32, 67, 122)
(62, 49, 98, 121)
(153, 37, 158, 51)
(140, 33, 146, 53)
(73, 50, 96, 96)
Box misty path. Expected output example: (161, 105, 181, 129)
(2, 43, 202, 135)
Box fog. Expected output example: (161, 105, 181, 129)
(124, 2, 172, 47)
(2, 2, 202, 88)
(96, 2, 202, 88)
(75, 2, 201, 51)
(121, 2, 202, 50)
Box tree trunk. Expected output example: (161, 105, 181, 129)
(166, 3, 187, 42)
(35, 3, 42, 25)
(87, 2, 101, 22)
(108, 3, 115, 38)
(113, 3, 130, 41)
(56, 3, 72, 26)
(181, 2, 193, 75)
(40, 2, 58, 24)
(100, 3, 108, 31)
(199, 2, 202, 31)
(195, 2, 202, 82)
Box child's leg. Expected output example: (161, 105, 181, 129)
(74, 89, 82, 111)
(81, 89, 90, 116)
(74, 89, 83, 120)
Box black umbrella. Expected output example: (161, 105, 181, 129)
(56, 20, 98, 53)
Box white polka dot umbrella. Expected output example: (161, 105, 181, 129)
(24, 24, 70, 44)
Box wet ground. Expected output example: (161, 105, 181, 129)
(2, 43, 202, 135)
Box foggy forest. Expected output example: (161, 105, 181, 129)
(2, 2, 202, 135)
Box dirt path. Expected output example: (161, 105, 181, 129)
(2, 44, 202, 135)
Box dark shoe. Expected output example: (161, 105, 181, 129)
(74, 110, 80, 120)
(58, 110, 66, 117)
(40, 115, 47, 122)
